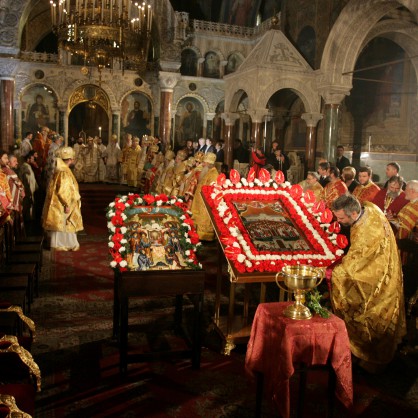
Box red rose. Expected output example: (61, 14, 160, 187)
(183, 218, 194, 227)
(115, 201, 126, 211)
(143, 194, 155, 205)
(111, 214, 124, 226)
(157, 194, 169, 202)
(112, 232, 123, 242)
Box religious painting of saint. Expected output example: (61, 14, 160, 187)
(226, 53, 243, 75)
(233, 199, 311, 252)
(221, 0, 261, 27)
(124, 209, 191, 271)
(175, 98, 204, 148)
(121, 93, 152, 139)
(21, 85, 57, 135)
(203, 51, 220, 78)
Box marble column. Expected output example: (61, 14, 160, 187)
(0, 77, 14, 151)
(220, 60, 228, 78)
(319, 90, 348, 163)
(221, 112, 240, 170)
(158, 72, 180, 150)
(206, 112, 215, 139)
(301, 112, 323, 172)
(248, 109, 269, 149)
(197, 58, 205, 77)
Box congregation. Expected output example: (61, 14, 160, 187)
(1, 127, 417, 373)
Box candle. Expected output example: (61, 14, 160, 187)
(99, 127, 102, 137)
(368, 135, 371, 153)
(110, 0, 112, 21)
(84, 0, 87, 20)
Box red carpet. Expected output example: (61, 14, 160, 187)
(29, 184, 418, 417)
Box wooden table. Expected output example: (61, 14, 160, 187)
(202, 196, 287, 354)
(113, 269, 205, 374)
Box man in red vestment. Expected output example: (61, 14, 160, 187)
(372, 175, 408, 217)
(323, 166, 348, 208)
(352, 166, 380, 204)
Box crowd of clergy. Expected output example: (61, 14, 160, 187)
(1, 128, 417, 373)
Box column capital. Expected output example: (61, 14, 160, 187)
(318, 86, 350, 105)
(221, 112, 240, 126)
(158, 71, 181, 91)
(206, 112, 216, 121)
(247, 108, 269, 123)
(0, 58, 17, 78)
(301, 112, 323, 127)
(197, 57, 205, 64)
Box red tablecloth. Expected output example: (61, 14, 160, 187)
(245, 302, 353, 418)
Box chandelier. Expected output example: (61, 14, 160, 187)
(50, 0, 152, 79)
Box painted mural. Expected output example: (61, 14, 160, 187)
(21, 85, 58, 135)
(121, 92, 152, 139)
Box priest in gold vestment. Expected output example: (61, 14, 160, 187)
(330, 195, 406, 373)
(191, 152, 219, 241)
(42, 147, 83, 251)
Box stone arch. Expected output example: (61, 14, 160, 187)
(173, 93, 209, 115)
(180, 47, 200, 76)
(228, 88, 251, 114)
(361, 19, 418, 82)
(225, 51, 245, 75)
(256, 77, 320, 114)
(203, 49, 224, 78)
(320, 0, 417, 90)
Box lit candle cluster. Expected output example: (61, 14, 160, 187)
(50, 0, 152, 33)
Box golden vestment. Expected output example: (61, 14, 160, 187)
(42, 158, 83, 233)
(352, 182, 380, 204)
(127, 145, 141, 187)
(396, 200, 418, 240)
(323, 179, 348, 208)
(120, 145, 132, 185)
(83, 144, 100, 183)
(163, 161, 187, 196)
(191, 167, 219, 241)
(0, 171, 12, 203)
(331, 202, 406, 371)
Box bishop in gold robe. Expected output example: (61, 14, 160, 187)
(191, 152, 219, 241)
(42, 147, 83, 251)
(331, 195, 406, 373)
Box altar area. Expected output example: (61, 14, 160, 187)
(201, 168, 347, 354)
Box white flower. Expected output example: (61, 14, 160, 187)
(125, 203, 130, 208)
(232, 242, 240, 248)
(237, 254, 246, 263)
(110, 260, 117, 268)
(109, 225, 116, 233)
(185, 238, 191, 244)
(170, 199, 176, 204)
(336, 249, 344, 256)
(188, 259, 194, 263)
(185, 250, 191, 256)
(121, 213, 127, 220)
(107, 222, 113, 229)
(121, 239, 127, 244)
(241, 178, 248, 186)
(109, 202, 115, 207)
(118, 246, 126, 253)
(120, 226, 127, 234)
(119, 260, 128, 267)
(245, 260, 252, 267)
(156, 200, 163, 206)
(236, 183, 242, 188)
(108, 242, 114, 248)
(108, 211, 115, 218)
(180, 215, 186, 220)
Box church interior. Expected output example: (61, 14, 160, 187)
(0, 0, 418, 417)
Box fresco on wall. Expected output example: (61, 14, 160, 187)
(212, 101, 224, 141)
(221, 0, 262, 27)
(121, 92, 152, 139)
(226, 53, 243, 74)
(175, 98, 204, 148)
(21, 85, 57, 135)
(203, 51, 220, 78)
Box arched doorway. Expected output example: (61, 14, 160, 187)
(68, 85, 111, 144)
(69, 101, 109, 143)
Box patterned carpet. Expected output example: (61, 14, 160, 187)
(27, 184, 418, 418)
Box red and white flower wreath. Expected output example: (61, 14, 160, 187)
(202, 167, 347, 274)
(106, 193, 202, 272)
